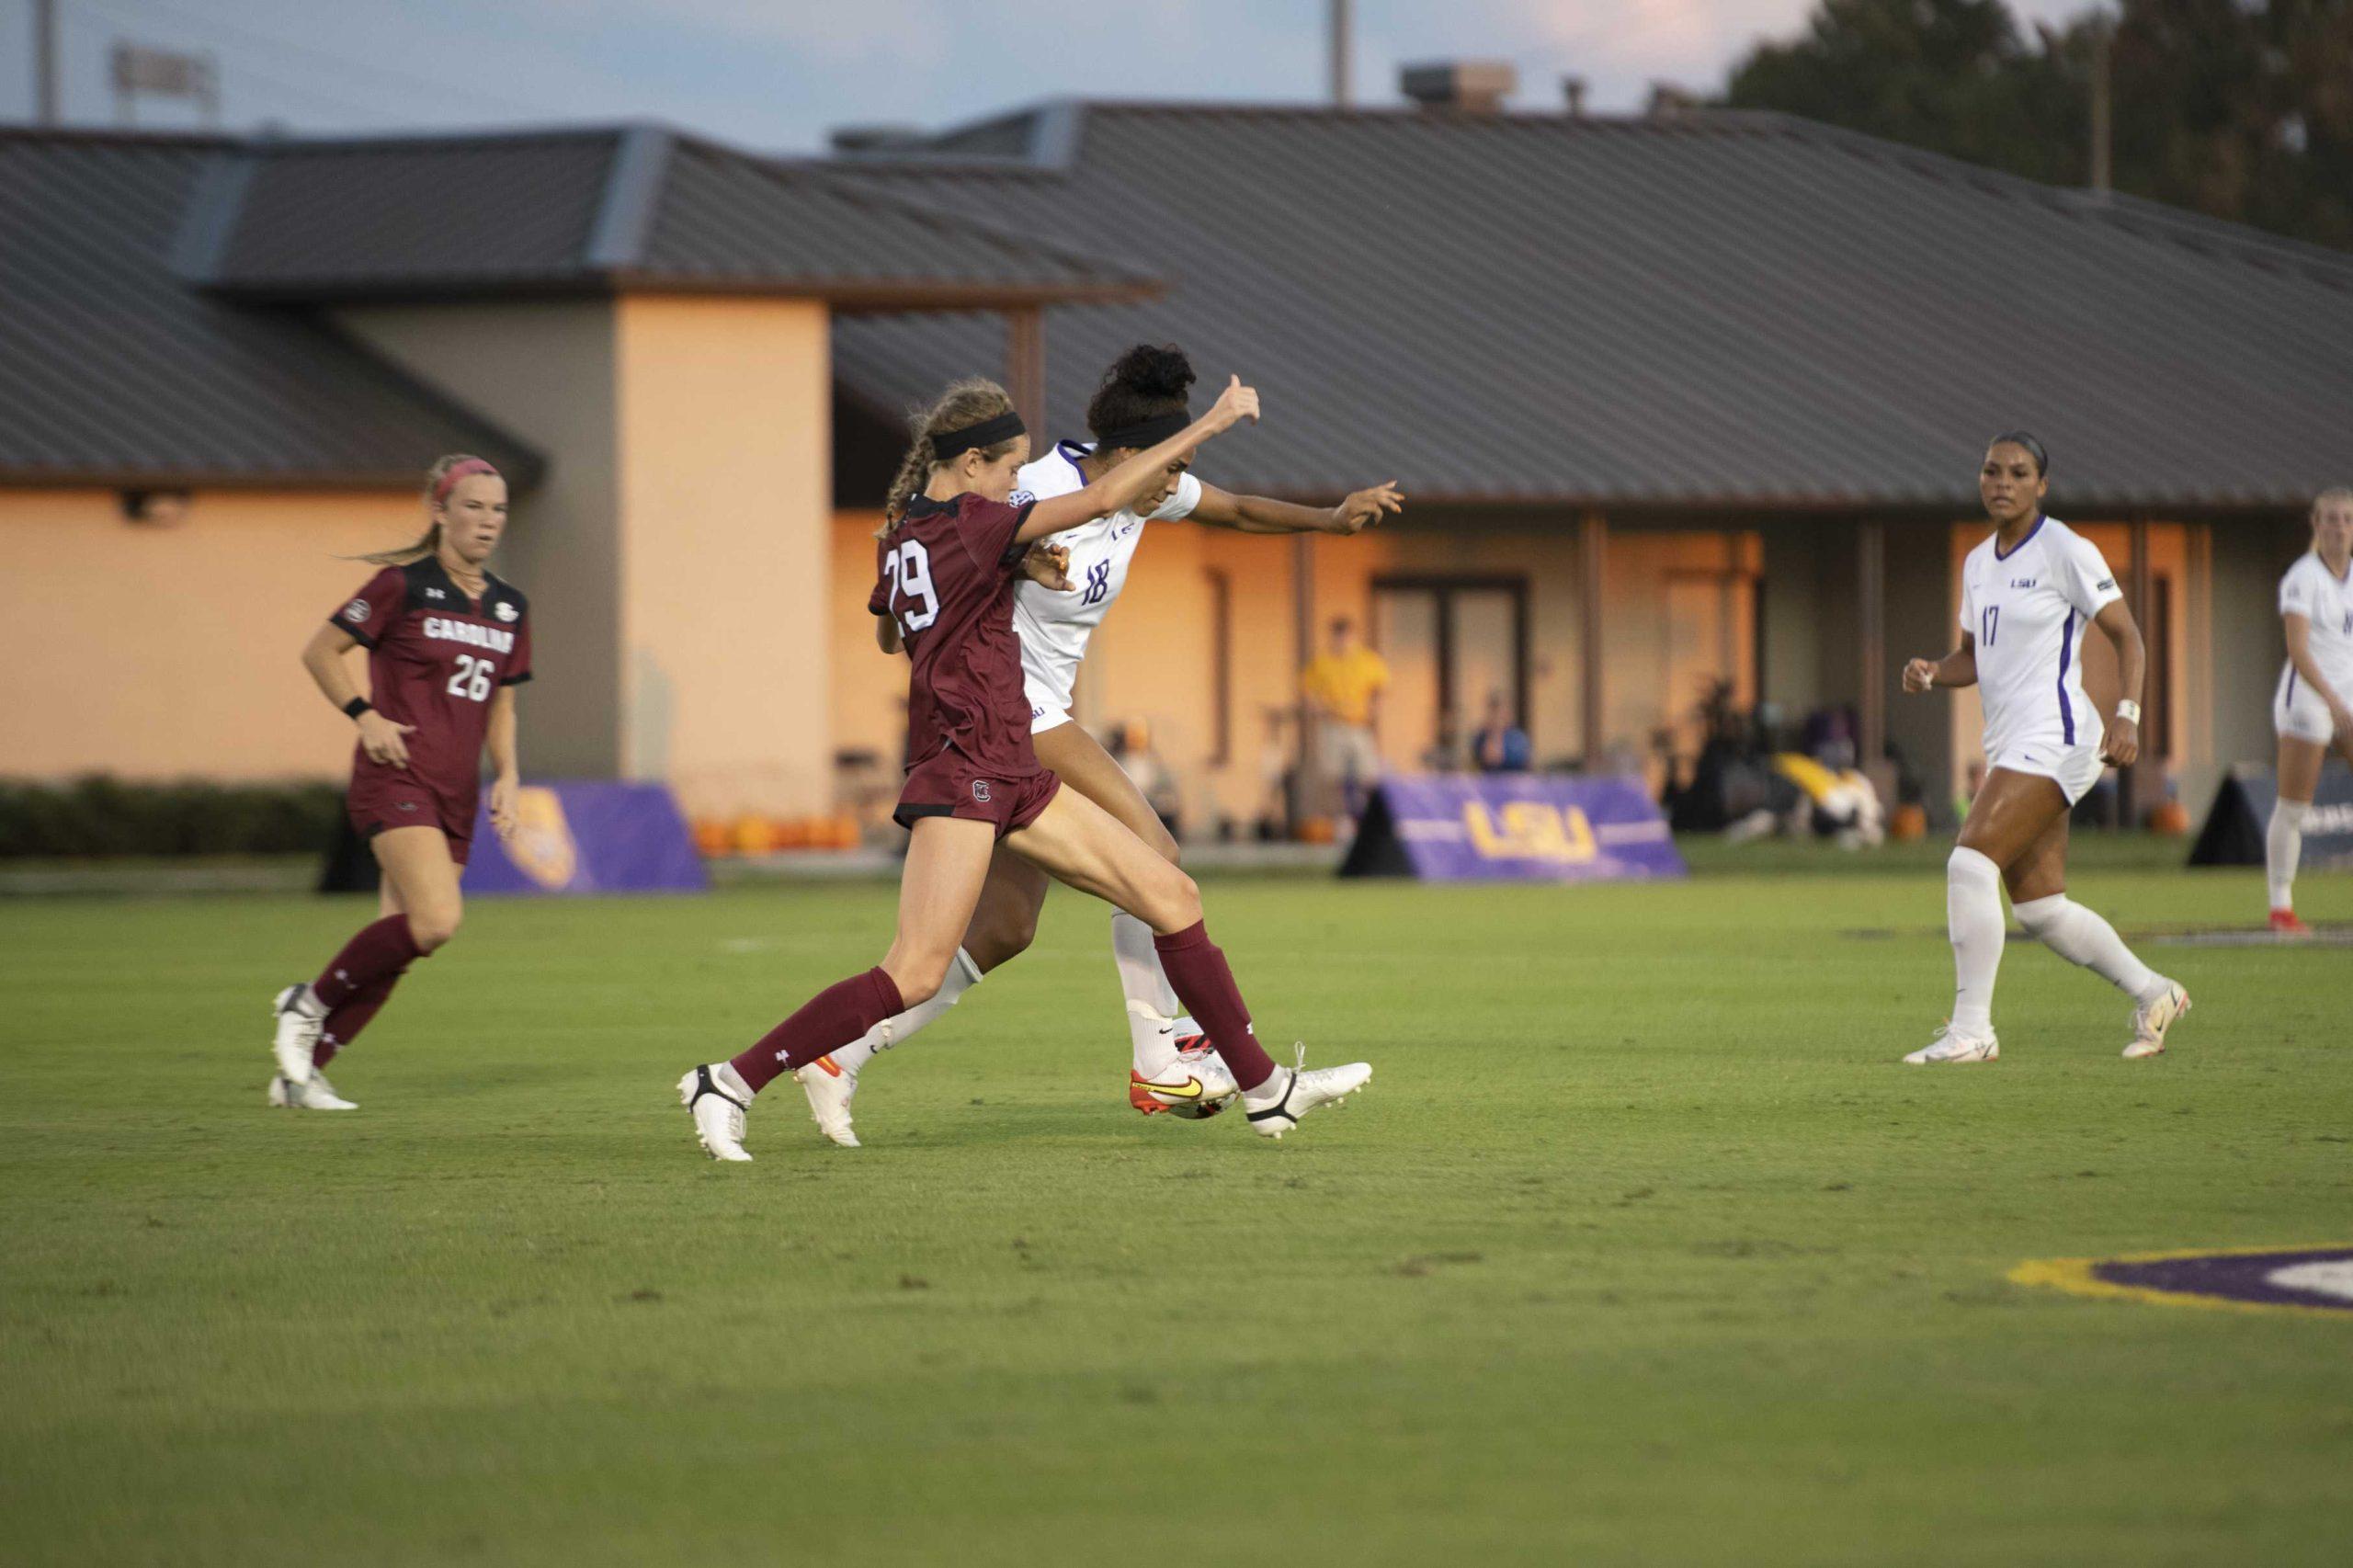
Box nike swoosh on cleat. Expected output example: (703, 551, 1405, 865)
(1135, 1075, 1204, 1100)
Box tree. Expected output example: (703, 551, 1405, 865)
(1723, 0, 2353, 251)
(1724, 0, 2086, 185)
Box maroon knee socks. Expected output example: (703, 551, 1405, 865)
(729, 967, 905, 1094)
(1152, 921, 1276, 1091)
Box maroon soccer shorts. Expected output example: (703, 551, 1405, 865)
(347, 766, 477, 866)
(893, 749, 1061, 839)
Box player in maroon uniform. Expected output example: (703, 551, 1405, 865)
(266, 454, 532, 1109)
(678, 378, 1372, 1159)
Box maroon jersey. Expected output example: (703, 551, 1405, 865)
(331, 559, 532, 801)
(870, 492, 1040, 779)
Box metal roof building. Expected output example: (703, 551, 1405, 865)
(825, 101, 2353, 514)
(0, 125, 1155, 489)
(4, 97, 2338, 825)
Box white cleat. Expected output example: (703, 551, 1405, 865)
(794, 1054, 861, 1148)
(1242, 1046, 1371, 1140)
(1903, 1025, 2000, 1065)
(2123, 982, 2190, 1060)
(267, 1071, 358, 1110)
(678, 1064, 753, 1162)
(270, 983, 324, 1086)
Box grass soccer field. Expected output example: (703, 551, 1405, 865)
(4, 851, 2350, 1566)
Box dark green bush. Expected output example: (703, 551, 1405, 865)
(0, 777, 345, 858)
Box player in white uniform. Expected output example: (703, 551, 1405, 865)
(2265, 488, 2353, 933)
(1900, 433, 2189, 1063)
(794, 344, 1403, 1144)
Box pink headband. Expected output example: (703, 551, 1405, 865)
(432, 458, 498, 504)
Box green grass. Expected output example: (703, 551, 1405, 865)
(3, 860, 2350, 1566)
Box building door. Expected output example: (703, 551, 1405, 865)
(1370, 577, 1530, 771)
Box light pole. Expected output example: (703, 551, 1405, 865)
(35, 0, 59, 124)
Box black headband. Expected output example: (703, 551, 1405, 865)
(1989, 430, 2049, 477)
(1094, 410, 1191, 452)
(933, 410, 1026, 460)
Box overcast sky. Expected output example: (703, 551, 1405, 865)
(6, 0, 2094, 153)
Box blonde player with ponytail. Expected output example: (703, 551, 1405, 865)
(264, 455, 533, 1108)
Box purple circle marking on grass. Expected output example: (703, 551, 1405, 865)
(2093, 1248, 2353, 1311)
(2010, 1246, 2353, 1316)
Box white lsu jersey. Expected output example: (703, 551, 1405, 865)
(1007, 439, 1202, 730)
(2279, 551, 2353, 697)
(1958, 517, 2121, 759)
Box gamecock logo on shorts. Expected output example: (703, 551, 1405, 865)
(972, 780, 992, 803)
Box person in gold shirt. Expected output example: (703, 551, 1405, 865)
(1301, 616, 1389, 815)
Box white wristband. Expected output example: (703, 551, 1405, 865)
(2115, 699, 2142, 724)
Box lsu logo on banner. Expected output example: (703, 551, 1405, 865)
(1463, 801, 1597, 864)
(507, 786, 579, 890)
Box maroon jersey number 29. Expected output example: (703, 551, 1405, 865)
(869, 493, 1038, 780)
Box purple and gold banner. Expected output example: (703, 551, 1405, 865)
(1339, 775, 1685, 883)
(465, 781, 707, 896)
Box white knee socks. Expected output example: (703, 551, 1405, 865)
(1947, 846, 2006, 1037)
(2268, 799, 2310, 913)
(2013, 893, 2165, 1004)
(1112, 912, 1198, 1072)
(824, 947, 982, 1075)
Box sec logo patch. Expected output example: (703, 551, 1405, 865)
(343, 599, 370, 623)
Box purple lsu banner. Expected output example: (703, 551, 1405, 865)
(464, 780, 707, 896)
(1339, 774, 1686, 882)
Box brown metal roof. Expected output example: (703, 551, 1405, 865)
(0, 120, 1154, 489)
(0, 130, 541, 489)
(179, 126, 1159, 308)
(826, 103, 2353, 513)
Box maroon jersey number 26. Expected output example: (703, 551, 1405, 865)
(331, 558, 532, 796)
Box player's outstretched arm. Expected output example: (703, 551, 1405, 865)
(2093, 598, 2145, 767)
(1019, 376, 1259, 544)
(1903, 634, 1977, 694)
(1192, 479, 1403, 536)
(301, 620, 414, 767)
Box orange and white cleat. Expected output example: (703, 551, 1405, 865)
(794, 1053, 860, 1148)
(1129, 1043, 1238, 1119)
(2270, 908, 2313, 937)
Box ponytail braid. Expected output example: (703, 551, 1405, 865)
(879, 379, 1022, 538)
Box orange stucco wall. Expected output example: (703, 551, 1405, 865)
(1, 487, 430, 778)
(615, 295, 834, 817)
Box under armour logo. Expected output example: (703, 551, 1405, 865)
(972, 780, 992, 803)
(335, 969, 348, 981)
(396, 801, 418, 812)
